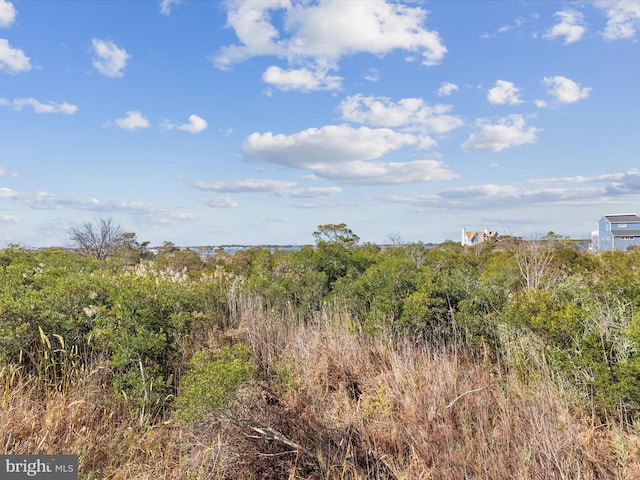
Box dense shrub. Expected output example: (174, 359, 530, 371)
(175, 343, 258, 422)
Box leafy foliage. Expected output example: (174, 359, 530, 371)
(175, 343, 258, 422)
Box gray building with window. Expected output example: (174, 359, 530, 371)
(593, 214, 640, 251)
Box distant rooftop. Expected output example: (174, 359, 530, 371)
(604, 214, 640, 223)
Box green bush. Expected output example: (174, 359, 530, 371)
(175, 343, 258, 422)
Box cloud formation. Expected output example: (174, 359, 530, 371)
(437, 82, 459, 97)
(177, 114, 207, 133)
(339, 94, 463, 136)
(0, 38, 30, 74)
(199, 196, 239, 208)
(487, 80, 523, 105)
(388, 169, 640, 212)
(595, 0, 640, 40)
(163, 115, 211, 133)
(544, 10, 586, 44)
(159, 0, 181, 16)
(498, 17, 524, 34)
(194, 178, 342, 200)
(194, 178, 298, 194)
(213, 0, 446, 84)
(462, 115, 540, 152)
(92, 38, 130, 77)
(542, 76, 590, 103)
(243, 124, 456, 185)
(1, 97, 78, 114)
(245, 124, 415, 163)
(113, 111, 150, 130)
(0, 166, 18, 177)
(0, 0, 16, 28)
(3, 187, 196, 225)
(262, 65, 342, 92)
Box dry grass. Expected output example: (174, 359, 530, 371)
(235, 297, 640, 479)
(2, 293, 640, 479)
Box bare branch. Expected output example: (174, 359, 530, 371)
(68, 217, 127, 260)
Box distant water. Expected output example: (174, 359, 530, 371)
(184, 245, 309, 255)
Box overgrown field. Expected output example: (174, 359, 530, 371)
(2, 233, 640, 478)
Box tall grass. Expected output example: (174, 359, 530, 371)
(1, 289, 639, 478)
(233, 295, 640, 479)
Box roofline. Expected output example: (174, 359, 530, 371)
(603, 214, 640, 222)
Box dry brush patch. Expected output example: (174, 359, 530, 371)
(234, 298, 640, 479)
(0, 364, 234, 479)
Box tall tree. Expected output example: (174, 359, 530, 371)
(313, 223, 360, 247)
(68, 217, 130, 260)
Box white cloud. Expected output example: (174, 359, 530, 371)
(244, 124, 417, 166)
(437, 82, 459, 97)
(529, 169, 640, 188)
(392, 169, 640, 211)
(2, 97, 78, 114)
(498, 17, 524, 33)
(113, 111, 150, 130)
(0, 166, 18, 177)
(194, 178, 297, 193)
(594, 0, 640, 40)
(160, 0, 181, 16)
(481, 16, 524, 38)
(416, 135, 438, 150)
(339, 94, 463, 135)
(195, 180, 342, 200)
(462, 115, 540, 152)
(200, 196, 239, 208)
(309, 158, 457, 185)
(30, 193, 97, 210)
(0, 187, 19, 199)
(178, 114, 207, 133)
(163, 115, 207, 133)
(242, 124, 456, 184)
(262, 65, 342, 91)
(363, 68, 380, 82)
(91, 38, 130, 78)
(213, 0, 446, 70)
(0, 0, 16, 28)
(487, 80, 523, 105)
(108, 201, 197, 223)
(0, 38, 30, 74)
(542, 76, 590, 103)
(280, 186, 342, 198)
(0, 214, 18, 222)
(388, 183, 600, 211)
(1, 187, 196, 226)
(544, 10, 586, 44)
(603, 168, 640, 194)
(442, 184, 599, 207)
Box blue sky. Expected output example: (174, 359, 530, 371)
(1, 0, 639, 247)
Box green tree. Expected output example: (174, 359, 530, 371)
(313, 223, 360, 247)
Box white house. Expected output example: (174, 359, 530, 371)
(461, 228, 498, 246)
